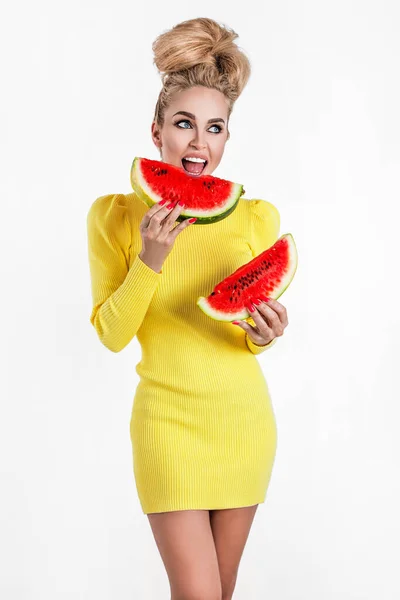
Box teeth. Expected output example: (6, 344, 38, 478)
(184, 157, 206, 163)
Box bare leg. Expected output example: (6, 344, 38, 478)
(147, 509, 222, 600)
(209, 504, 259, 600)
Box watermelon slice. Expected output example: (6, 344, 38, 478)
(197, 233, 298, 321)
(130, 157, 245, 224)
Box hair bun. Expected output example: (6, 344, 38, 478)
(153, 18, 241, 76)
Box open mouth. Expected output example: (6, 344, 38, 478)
(181, 158, 208, 176)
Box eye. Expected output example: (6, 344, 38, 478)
(175, 120, 191, 129)
(175, 119, 222, 134)
(209, 124, 222, 133)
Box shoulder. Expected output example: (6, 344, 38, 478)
(87, 193, 129, 224)
(248, 198, 280, 233)
(248, 198, 280, 222)
(86, 193, 134, 249)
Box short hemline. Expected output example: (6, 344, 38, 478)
(142, 498, 266, 515)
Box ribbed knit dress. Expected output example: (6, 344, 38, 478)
(87, 191, 280, 514)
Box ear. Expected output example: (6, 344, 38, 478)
(151, 121, 162, 150)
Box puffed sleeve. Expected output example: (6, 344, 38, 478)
(86, 193, 162, 352)
(244, 199, 281, 355)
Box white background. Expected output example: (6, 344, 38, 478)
(1, 1, 399, 598)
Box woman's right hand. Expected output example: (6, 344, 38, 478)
(138, 200, 196, 273)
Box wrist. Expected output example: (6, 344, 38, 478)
(138, 252, 162, 274)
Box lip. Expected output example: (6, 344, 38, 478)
(181, 156, 208, 177)
(182, 153, 209, 162)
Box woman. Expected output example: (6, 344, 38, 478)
(87, 17, 289, 600)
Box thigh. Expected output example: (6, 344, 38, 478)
(147, 509, 222, 600)
(209, 505, 259, 597)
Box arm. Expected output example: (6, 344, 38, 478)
(244, 199, 281, 355)
(87, 193, 162, 352)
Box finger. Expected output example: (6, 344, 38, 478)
(169, 211, 196, 240)
(142, 199, 173, 227)
(232, 318, 269, 345)
(246, 303, 277, 338)
(148, 201, 183, 233)
(256, 305, 284, 336)
(256, 298, 289, 328)
(263, 298, 288, 324)
(162, 200, 187, 228)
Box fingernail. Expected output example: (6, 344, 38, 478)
(188, 218, 197, 223)
(166, 203, 174, 210)
(178, 200, 185, 206)
(232, 321, 240, 325)
(247, 303, 255, 312)
(253, 299, 261, 305)
(260, 295, 270, 302)
(159, 199, 167, 206)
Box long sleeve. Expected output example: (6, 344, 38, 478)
(245, 199, 281, 355)
(86, 193, 162, 352)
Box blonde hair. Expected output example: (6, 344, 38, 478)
(152, 18, 251, 135)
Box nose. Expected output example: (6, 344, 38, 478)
(190, 132, 207, 149)
(189, 142, 207, 154)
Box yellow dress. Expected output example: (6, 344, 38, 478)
(87, 191, 280, 514)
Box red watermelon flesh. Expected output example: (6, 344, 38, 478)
(197, 233, 298, 322)
(130, 156, 245, 224)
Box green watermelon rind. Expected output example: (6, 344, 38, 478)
(196, 233, 298, 322)
(130, 157, 244, 224)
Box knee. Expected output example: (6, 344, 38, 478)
(221, 572, 238, 600)
(173, 593, 221, 600)
(173, 584, 222, 600)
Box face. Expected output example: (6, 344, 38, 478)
(151, 86, 230, 177)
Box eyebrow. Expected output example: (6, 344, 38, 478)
(172, 111, 225, 125)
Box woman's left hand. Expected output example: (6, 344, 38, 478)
(232, 296, 289, 346)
